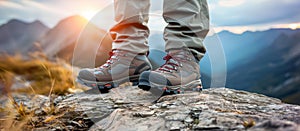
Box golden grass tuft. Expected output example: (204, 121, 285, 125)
(242, 118, 256, 129)
(0, 55, 78, 95)
(0, 96, 34, 130)
(0, 54, 86, 130)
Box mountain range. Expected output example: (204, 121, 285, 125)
(0, 16, 299, 104)
(0, 16, 112, 67)
(38, 15, 112, 67)
(225, 29, 300, 104)
(0, 19, 49, 54)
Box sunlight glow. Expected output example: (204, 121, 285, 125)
(289, 24, 299, 30)
(80, 10, 98, 20)
(213, 22, 300, 34)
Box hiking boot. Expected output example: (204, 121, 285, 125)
(138, 49, 202, 95)
(77, 50, 152, 92)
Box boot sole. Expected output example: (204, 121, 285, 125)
(138, 79, 203, 95)
(77, 75, 140, 93)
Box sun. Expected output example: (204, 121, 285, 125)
(80, 10, 98, 20)
(288, 23, 300, 30)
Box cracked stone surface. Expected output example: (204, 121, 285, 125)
(2, 86, 300, 130)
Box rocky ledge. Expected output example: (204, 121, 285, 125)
(2, 86, 300, 131)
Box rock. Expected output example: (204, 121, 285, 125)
(133, 110, 155, 117)
(55, 87, 300, 130)
(184, 117, 193, 124)
(89, 87, 300, 130)
(148, 104, 159, 109)
(167, 121, 185, 130)
(250, 119, 300, 131)
(1, 87, 300, 130)
(0, 94, 49, 111)
(114, 100, 131, 105)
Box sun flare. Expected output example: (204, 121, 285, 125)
(288, 23, 299, 30)
(80, 10, 98, 20)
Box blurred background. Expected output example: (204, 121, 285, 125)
(0, 0, 299, 104)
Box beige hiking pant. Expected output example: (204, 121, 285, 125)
(110, 0, 210, 60)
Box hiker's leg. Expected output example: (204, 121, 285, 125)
(163, 0, 210, 60)
(78, 0, 152, 91)
(110, 0, 150, 54)
(137, 0, 209, 92)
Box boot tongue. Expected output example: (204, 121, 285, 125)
(168, 58, 178, 65)
(168, 49, 186, 55)
(168, 49, 194, 61)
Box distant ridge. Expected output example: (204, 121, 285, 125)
(0, 19, 49, 54)
(38, 15, 113, 67)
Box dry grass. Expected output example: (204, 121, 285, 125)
(242, 118, 256, 129)
(0, 54, 86, 130)
(0, 96, 35, 130)
(0, 95, 77, 130)
(0, 54, 79, 95)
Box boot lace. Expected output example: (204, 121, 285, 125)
(99, 51, 118, 69)
(158, 54, 180, 72)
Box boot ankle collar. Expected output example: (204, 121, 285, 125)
(167, 49, 199, 63)
(112, 49, 147, 56)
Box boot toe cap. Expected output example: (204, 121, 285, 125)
(139, 71, 172, 86)
(78, 69, 97, 81)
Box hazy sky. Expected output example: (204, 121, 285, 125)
(0, 0, 300, 34)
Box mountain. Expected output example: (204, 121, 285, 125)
(0, 19, 49, 54)
(202, 29, 300, 71)
(226, 29, 300, 104)
(38, 15, 113, 67)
